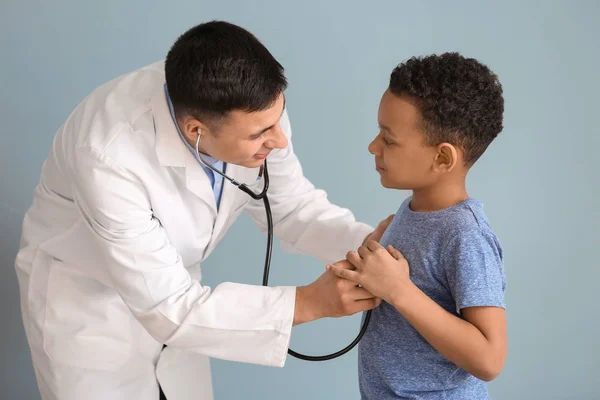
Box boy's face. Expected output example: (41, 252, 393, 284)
(369, 90, 439, 190)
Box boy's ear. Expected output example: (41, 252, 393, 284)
(433, 143, 459, 173)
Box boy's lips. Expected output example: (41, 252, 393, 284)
(254, 151, 270, 159)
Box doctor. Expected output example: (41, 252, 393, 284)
(15, 20, 390, 400)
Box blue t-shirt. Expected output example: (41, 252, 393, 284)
(358, 198, 506, 400)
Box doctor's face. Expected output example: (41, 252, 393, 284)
(368, 90, 438, 190)
(196, 93, 288, 168)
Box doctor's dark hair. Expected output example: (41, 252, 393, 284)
(389, 52, 504, 165)
(165, 20, 287, 128)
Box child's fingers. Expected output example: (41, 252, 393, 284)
(387, 245, 405, 260)
(327, 264, 359, 281)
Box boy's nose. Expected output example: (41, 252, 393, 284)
(368, 137, 379, 155)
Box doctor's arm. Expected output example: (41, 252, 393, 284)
(72, 146, 299, 367)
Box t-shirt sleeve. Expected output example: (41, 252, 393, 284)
(443, 227, 506, 313)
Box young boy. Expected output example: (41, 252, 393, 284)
(329, 52, 507, 399)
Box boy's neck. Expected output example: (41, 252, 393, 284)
(410, 180, 469, 213)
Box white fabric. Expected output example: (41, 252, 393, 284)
(14, 60, 373, 400)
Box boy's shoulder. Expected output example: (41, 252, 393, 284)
(438, 199, 503, 259)
(398, 197, 494, 232)
(443, 198, 493, 233)
(389, 197, 501, 253)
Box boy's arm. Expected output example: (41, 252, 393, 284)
(390, 282, 506, 381)
(328, 239, 507, 381)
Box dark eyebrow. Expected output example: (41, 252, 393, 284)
(249, 96, 287, 138)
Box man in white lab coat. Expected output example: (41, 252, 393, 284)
(14, 20, 389, 400)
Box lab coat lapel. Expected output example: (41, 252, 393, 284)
(183, 151, 218, 214)
(151, 89, 217, 215)
(204, 163, 260, 255)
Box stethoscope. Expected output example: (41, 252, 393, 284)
(194, 133, 372, 361)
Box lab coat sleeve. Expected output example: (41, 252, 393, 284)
(244, 109, 374, 265)
(71, 146, 295, 367)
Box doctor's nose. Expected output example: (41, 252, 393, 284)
(266, 124, 288, 150)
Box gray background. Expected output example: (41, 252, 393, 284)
(1, 0, 598, 399)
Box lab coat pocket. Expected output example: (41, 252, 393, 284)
(42, 258, 134, 371)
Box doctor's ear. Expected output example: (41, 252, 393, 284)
(182, 115, 219, 141)
(432, 143, 459, 173)
(182, 119, 213, 141)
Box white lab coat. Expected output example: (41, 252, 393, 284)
(14, 61, 372, 400)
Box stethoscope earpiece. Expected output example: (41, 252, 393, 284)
(194, 130, 267, 199)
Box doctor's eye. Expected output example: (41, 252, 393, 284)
(249, 131, 268, 140)
(382, 136, 393, 145)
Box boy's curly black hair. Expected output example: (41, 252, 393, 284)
(389, 52, 504, 165)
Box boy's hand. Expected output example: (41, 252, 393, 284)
(328, 240, 412, 305)
(362, 214, 394, 246)
(294, 265, 381, 326)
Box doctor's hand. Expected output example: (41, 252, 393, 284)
(328, 240, 411, 306)
(362, 214, 395, 246)
(293, 263, 381, 326)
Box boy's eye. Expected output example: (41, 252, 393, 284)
(382, 136, 393, 145)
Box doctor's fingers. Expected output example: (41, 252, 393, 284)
(381, 214, 395, 227)
(346, 250, 363, 267)
(352, 298, 382, 313)
(327, 264, 361, 285)
(350, 286, 378, 301)
(330, 259, 355, 270)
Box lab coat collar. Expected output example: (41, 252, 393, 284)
(151, 87, 217, 212)
(150, 86, 260, 217)
(151, 87, 187, 168)
(162, 84, 222, 169)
